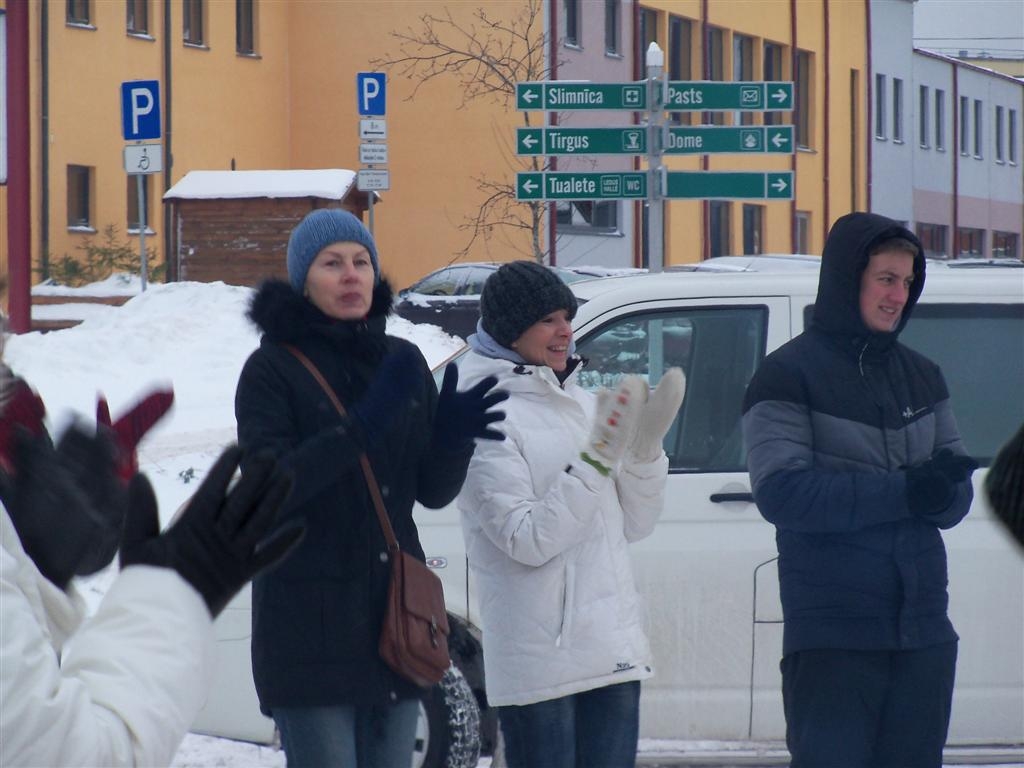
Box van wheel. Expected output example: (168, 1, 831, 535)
(411, 666, 480, 768)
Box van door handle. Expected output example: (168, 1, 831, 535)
(710, 491, 754, 503)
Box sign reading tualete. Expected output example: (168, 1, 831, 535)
(516, 172, 647, 201)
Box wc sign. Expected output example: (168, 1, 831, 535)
(120, 80, 161, 141)
(356, 72, 386, 116)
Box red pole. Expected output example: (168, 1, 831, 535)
(6, 0, 32, 333)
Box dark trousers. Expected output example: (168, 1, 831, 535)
(781, 642, 958, 768)
(498, 680, 641, 768)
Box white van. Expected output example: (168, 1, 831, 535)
(195, 261, 1024, 766)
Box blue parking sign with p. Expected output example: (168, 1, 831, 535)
(357, 72, 386, 116)
(121, 80, 161, 141)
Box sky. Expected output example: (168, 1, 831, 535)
(913, 0, 1024, 59)
(7, 278, 1020, 767)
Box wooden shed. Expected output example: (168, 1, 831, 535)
(163, 169, 378, 286)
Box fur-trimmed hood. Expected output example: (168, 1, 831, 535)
(247, 277, 395, 347)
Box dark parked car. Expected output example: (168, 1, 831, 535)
(393, 262, 598, 340)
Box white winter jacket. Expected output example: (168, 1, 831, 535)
(0, 503, 215, 767)
(456, 351, 667, 706)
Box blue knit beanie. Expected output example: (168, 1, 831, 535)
(286, 209, 379, 292)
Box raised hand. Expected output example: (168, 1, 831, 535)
(97, 389, 175, 483)
(627, 367, 686, 463)
(432, 363, 509, 449)
(120, 445, 303, 618)
(349, 345, 422, 445)
(580, 376, 647, 476)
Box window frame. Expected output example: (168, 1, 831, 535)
(183, 0, 206, 47)
(556, 200, 620, 235)
(1010, 110, 1018, 165)
(892, 77, 904, 143)
(916, 222, 948, 259)
(66, 0, 90, 26)
(874, 73, 887, 140)
(709, 200, 731, 258)
(668, 15, 693, 126)
(973, 99, 983, 158)
(705, 26, 726, 126)
(935, 88, 945, 150)
(126, 0, 149, 35)
(565, 0, 581, 48)
(604, 0, 620, 55)
(742, 204, 764, 255)
(763, 42, 785, 126)
(795, 50, 812, 148)
(236, 0, 256, 55)
(959, 95, 970, 155)
(919, 85, 930, 148)
(732, 33, 755, 126)
(126, 174, 154, 233)
(66, 164, 93, 229)
(995, 105, 1005, 164)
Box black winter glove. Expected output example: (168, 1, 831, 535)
(350, 345, 422, 446)
(432, 363, 509, 450)
(906, 448, 979, 518)
(985, 423, 1024, 547)
(1, 425, 125, 589)
(120, 445, 304, 618)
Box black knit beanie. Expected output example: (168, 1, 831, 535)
(480, 261, 578, 347)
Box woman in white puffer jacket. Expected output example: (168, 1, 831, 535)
(456, 261, 684, 768)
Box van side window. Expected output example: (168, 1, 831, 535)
(577, 307, 767, 472)
(901, 304, 1024, 465)
(803, 301, 1024, 465)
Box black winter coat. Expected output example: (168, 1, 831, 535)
(742, 212, 972, 656)
(235, 279, 473, 712)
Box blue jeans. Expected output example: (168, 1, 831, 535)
(781, 642, 958, 768)
(498, 681, 641, 768)
(273, 700, 420, 768)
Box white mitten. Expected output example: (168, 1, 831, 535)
(627, 367, 686, 463)
(580, 376, 647, 475)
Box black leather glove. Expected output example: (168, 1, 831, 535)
(432, 363, 509, 450)
(985, 424, 1024, 547)
(350, 345, 422, 445)
(1, 425, 125, 589)
(906, 448, 979, 518)
(120, 445, 304, 618)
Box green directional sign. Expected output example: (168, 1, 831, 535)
(516, 82, 647, 111)
(517, 127, 647, 156)
(664, 171, 793, 200)
(666, 81, 794, 111)
(664, 125, 794, 155)
(517, 172, 648, 201)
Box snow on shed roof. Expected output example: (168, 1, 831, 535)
(163, 169, 361, 200)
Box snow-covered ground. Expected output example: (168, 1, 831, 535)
(8, 277, 1021, 767)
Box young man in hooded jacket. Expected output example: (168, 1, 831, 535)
(741, 212, 977, 768)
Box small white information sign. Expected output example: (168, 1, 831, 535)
(357, 169, 390, 191)
(359, 143, 389, 165)
(359, 119, 387, 140)
(123, 143, 163, 175)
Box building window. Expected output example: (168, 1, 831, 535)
(127, 175, 152, 231)
(935, 89, 945, 150)
(67, 0, 90, 25)
(184, 0, 205, 46)
(959, 95, 969, 155)
(742, 205, 763, 255)
(795, 50, 812, 148)
(875, 73, 887, 139)
(733, 34, 755, 125)
(794, 211, 811, 254)
(892, 77, 904, 143)
(556, 200, 619, 234)
(709, 201, 731, 258)
(67, 165, 93, 228)
(706, 27, 726, 126)
(237, 0, 255, 54)
(668, 15, 693, 125)
(637, 8, 658, 74)
(919, 85, 929, 148)
(763, 42, 784, 126)
(565, 0, 581, 47)
(992, 231, 1019, 260)
(995, 105, 1005, 163)
(127, 0, 149, 34)
(956, 227, 984, 258)
(916, 222, 948, 259)
(604, 0, 619, 55)
(973, 99, 983, 158)
(1010, 110, 1018, 164)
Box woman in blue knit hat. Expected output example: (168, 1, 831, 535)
(234, 208, 507, 767)
(456, 261, 685, 768)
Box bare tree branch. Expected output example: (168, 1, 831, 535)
(370, 0, 558, 263)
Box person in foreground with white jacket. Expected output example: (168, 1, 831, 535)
(456, 261, 685, 768)
(0, 356, 303, 767)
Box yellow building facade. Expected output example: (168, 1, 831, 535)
(639, 0, 867, 259)
(4, 1, 868, 291)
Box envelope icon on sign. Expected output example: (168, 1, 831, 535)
(740, 87, 760, 105)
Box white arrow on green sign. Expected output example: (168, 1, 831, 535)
(666, 81, 794, 111)
(664, 171, 793, 200)
(517, 127, 647, 156)
(517, 82, 647, 111)
(517, 172, 648, 201)
(664, 125, 793, 154)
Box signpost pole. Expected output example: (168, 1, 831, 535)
(136, 175, 148, 291)
(646, 43, 665, 273)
